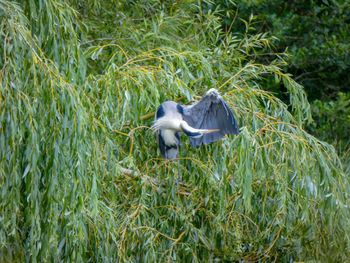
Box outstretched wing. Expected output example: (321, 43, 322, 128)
(181, 89, 239, 148)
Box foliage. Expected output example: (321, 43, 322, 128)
(208, 0, 350, 171)
(0, 0, 349, 262)
(309, 92, 350, 170)
(210, 0, 350, 100)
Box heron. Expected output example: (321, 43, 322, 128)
(152, 88, 239, 159)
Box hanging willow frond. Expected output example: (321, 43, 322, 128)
(0, 0, 349, 262)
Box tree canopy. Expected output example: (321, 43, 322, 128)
(209, 0, 350, 156)
(0, 0, 349, 262)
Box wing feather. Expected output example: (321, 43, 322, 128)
(182, 89, 239, 148)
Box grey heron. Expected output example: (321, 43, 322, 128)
(152, 88, 239, 159)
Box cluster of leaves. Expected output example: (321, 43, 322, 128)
(0, 0, 349, 262)
(209, 0, 350, 170)
(309, 92, 350, 171)
(211, 0, 350, 99)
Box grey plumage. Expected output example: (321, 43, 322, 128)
(153, 88, 239, 159)
(181, 89, 239, 148)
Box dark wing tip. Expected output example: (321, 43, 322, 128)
(218, 97, 239, 133)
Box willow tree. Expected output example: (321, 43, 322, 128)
(0, 0, 349, 262)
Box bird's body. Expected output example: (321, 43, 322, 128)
(154, 101, 182, 159)
(153, 89, 239, 159)
(161, 129, 179, 146)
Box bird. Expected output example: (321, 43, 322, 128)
(152, 88, 239, 159)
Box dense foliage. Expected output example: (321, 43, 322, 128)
(1, 0, 349, 262)
(210, 0, 350, 160)
(309, 92, 350, 173)
(211, 0, 350, 98)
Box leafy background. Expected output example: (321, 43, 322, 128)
(0, 0, 349, 262)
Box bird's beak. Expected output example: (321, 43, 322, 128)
(202, 129, 220, 133)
